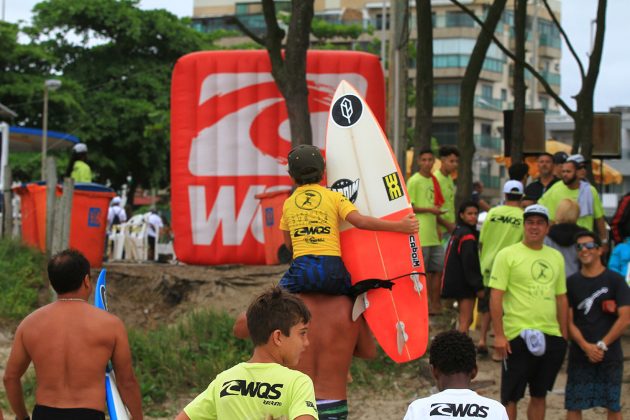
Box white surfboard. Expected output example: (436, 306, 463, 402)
(325, 80, 429, 362)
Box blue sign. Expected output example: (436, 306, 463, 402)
(88, 207, 101, 227)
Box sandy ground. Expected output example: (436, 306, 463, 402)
(1, 261, 629, 419)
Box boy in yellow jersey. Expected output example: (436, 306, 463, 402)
(279, 145, 418, 295)
(434, 145, 459, 246)
(176, 288, 319, 420)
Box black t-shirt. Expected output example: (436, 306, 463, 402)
(567, 269, 630, 362)
(525, 177, 559, 201)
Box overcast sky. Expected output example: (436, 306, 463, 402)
(3, 0, 629, 113)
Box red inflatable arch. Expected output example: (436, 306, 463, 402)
(171, 50, 385, 265)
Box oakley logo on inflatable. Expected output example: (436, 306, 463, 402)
(171, 51, 385, 264)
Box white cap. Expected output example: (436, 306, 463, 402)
(567, 154, 585, 166)
(503, 180, 524, 195)
(523, 204, 549, 221)
(73, 143, 88, 153)
(111, 196, 121, 205)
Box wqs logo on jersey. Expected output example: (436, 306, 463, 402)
(331, 94, 363, 127)
(429, 403, 489, 417)
(220, 380, 283, 400)
(330, 178, 360, 203)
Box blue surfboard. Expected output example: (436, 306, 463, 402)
(94, 269, 130, 420)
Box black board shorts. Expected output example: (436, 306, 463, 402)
(500, 334, 567, 404)
(33, 404, 105, 420)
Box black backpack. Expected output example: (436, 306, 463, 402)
(111, 208, 122, 226)
(611, 192, 630, 244)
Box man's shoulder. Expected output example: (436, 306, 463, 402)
(541, 244, 564, 260)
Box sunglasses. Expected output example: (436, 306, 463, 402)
(576, 242, 599, 251)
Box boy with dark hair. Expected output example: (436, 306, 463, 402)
(408, 148, 446, 314)
(435, 145, 460, 243)
(508, 162, 529, 186)
(279, 145, 418, 295)
(177, 287, 318, 420)
(3, 249, 143, 420)
(441, 201, 484, 334)
(404, 330, 508, 419)
(565, 231, 630, 419)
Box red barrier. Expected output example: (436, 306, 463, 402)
(255, 189, 292, 265)
(14, 183, 114, 267)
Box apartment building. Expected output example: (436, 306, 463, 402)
(192, 0, 563, 192)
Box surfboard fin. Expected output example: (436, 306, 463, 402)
(396, 321, 409, 355)
(410, 272, 423, 294)
(352, 292, 369, 321)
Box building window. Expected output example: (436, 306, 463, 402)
(432, 123, 459, 145)
(376, 13, 390, 30)
(445, 11, 475, 28)
(501, 89, 508, 101)
(540, 96, 549, 110)
(481, 84, 493, 99)
(434, 84, 461, 107)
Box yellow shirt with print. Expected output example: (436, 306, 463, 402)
(407, 173, 441, 247)
(489, 242, 566, 340)
(433, 170, 455, 234)
(280, 184, 357, 259)
(184, 362, 318, 420)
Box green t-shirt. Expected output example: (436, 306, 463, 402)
(184, 362, 318, 420)
(479, 205, 524, 286)
(407, 172, 440, 246)
(489, 242, 566, 340)
(539, 181, 603, 231)
(433, 170, 455, 234)
(71, 160, 92, 183)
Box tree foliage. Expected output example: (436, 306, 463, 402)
(1, 0, 219, 192)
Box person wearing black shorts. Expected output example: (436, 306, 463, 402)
(489, 205, 569, 419)
(500, 334, 567, 404)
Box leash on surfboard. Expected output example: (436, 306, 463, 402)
(348, 271, 427, 297)
(350, 271, 427, 322)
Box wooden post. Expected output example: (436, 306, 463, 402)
(2, 165, 12, 238)
(45, 156, 57, 255)
(51, 177, 74, 255)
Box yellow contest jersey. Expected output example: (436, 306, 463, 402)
(184, 362, 318, 420)
(280, 184, 357, 258)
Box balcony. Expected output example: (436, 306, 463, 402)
(474, 134, 502, 151)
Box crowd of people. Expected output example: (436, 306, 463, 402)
(427, 147, 630, 419)
(2, 145, 630, 420)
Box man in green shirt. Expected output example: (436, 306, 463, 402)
(477, 180, 524, 355)
(539, 160, 607, 252)
(489, 204, 568, 420)
(176, 288, 318, 420)
(66, 143, 93, 183)
(408, 148, 446, 314)
(434, 145, 459, 247)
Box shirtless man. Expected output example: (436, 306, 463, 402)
(3, 249, 143, 420)
(235, 293, 376, 419)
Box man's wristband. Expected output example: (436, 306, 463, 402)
(596, 340, 608, 351)
(601, 239, 609, 244)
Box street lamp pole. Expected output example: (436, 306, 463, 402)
(41, 79, 62, 179)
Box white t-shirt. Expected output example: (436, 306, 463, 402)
(404, 389, 508, 420)
(147, 212, 163, 238)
